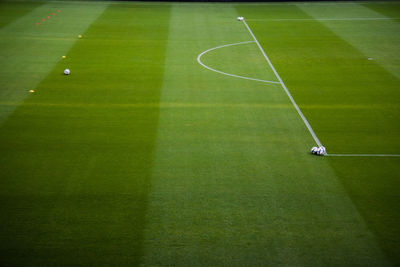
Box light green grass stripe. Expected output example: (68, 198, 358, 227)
(298, 3, 400, 80)
(0, 2, 108, 125)
(143, 3, 388, 266)
(1, 101, 397, 110)
(0, 101, 291, 108)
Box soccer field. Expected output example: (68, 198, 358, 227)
(0, 0, 399, 265)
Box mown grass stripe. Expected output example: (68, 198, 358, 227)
(0, 2, 108, 125)
(2, 101, 396, 110)
(0, 1, 44, 29)
(142, 3, 389, 266)
(0, 3, 171, 266)
(239, 3, 399, 265)
(242, 18, 322, 148)
(0, 102, 294, 108)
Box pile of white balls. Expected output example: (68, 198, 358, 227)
(311, 146, 326, 156)
(237, 16, 244, 21)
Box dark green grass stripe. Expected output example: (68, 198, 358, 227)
(329, 157, 400, 266)
(237, 7, 400, 154)
(0, 3, 170, 266)
(363, 2, 400, 20)
(236, 4, 400, 265)
(0, 1, 44, 29)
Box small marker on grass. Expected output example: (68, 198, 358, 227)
(35, 11, 60, 25)
(62, 55, 66, 59)
(368, 57, 373, 60)
(78, 34, 82, 39)
(29, 89, 35, 93)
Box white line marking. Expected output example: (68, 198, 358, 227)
(242, 19, 322, 147)
(247, 17, 398, 22)
(326, 154, 400, 157)
(197, 41, 280, 85)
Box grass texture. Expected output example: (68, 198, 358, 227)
(0, 1, 399, 266)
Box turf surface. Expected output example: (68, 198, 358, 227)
(0, 1, 399, 265)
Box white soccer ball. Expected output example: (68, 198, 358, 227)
(311, 147, 318, 154)
(64, 69, 70, 75)
(317, 146, 326, 155)
(237, 16, 244, 21)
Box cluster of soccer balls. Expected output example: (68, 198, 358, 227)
(237, 16, 244, 21)
(311, 146, 326, 156)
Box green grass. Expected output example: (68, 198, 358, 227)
(0, 1, 44, 28)
(0, 2, 171, 265)
(238, 4, 400, 264)
(0, 1, 399, 266)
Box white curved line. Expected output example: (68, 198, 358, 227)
(197, 41, 280, 84)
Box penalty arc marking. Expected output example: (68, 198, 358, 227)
(197, 41, 280, 85)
